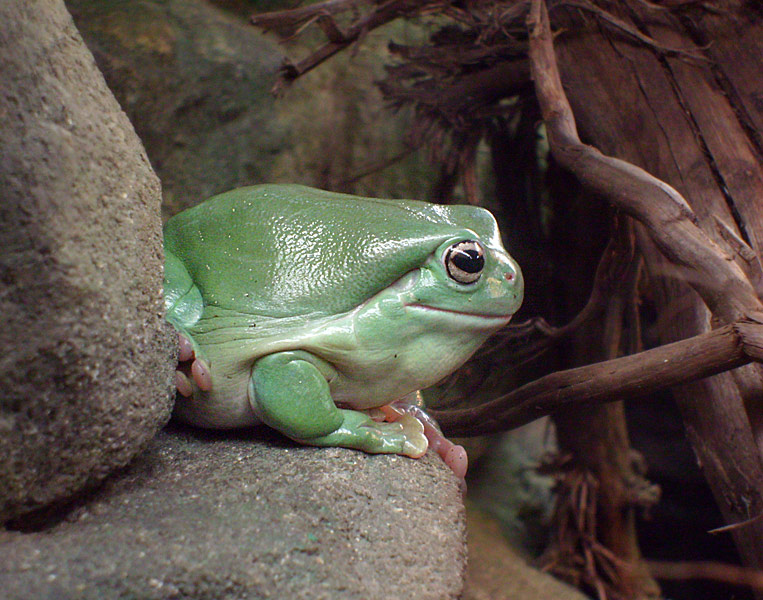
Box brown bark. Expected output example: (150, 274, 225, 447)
(536, 0, 763, 575)
(551, 222, 659, 599)
(628, 0, 763, 452)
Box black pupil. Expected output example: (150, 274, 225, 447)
(452, 247, 484, 273)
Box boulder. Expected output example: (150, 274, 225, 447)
(0, 0, 175, 521)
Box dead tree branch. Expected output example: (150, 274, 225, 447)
(526, 0, 762, 326)
(432, 315, 763, 436)
(433, 0, 763, 438)
(249, 0, 365, 38)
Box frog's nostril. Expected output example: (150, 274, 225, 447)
(504, 272, 514, 282)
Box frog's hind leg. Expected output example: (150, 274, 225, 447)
(249, 351, 428, 458)
(164, 248, 211, 394)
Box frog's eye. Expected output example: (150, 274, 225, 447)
(444, 240, 485, 284)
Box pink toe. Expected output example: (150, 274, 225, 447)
(175, 371, 193, 397)
(380, 400, 467, 478)
(423, 423, 444, 453)
(379, 404, 404, 422)
(192, 358, 213, 392)
(178, 333, 194, 362)
(444, 445, 468, 479)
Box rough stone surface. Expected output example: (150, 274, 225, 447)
(65, 0, 287, 217)
(0, 1, 176, 521)
(463, 508, 589, 600)
(66, 0, 439, 215)
(0, 426, 467, 600)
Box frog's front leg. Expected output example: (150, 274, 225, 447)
(164, 248, 213, 396)
(174, 332, 212, 396)
(249, 351, 428, 458)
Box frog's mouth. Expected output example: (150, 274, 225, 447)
(405, 303, 513, 325)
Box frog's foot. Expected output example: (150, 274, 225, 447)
(175, 332, 212, 396)
(380, 402, 468, 479)
(301, 409, 429, 458)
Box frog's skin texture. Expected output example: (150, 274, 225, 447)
(164, 184, 523, 474)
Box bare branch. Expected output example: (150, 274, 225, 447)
(709, 512, 763, 535)
(648, 561, 763, 591)
(431, 316, 763, 436)
(251, 0, 364, 38)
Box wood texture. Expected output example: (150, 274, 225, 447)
(525, 0, 763, 574)
(433, 320, 753, 434)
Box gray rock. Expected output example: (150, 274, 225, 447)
(66, 0, 288, 217)
(0, 427, 466, 600)
(0, 1, 175, 521)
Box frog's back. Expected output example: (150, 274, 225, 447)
(163, 184, 499, 319)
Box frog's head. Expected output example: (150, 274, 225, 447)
(401, 213, 523, 328)
(342, 201, 523, 396)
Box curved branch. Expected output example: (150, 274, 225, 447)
(433, 1, 763, 437)
(647, 560, 763, 592)
(431, 316, 763, 437)
(526, 0, 762, 324)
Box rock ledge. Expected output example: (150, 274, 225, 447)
(1, 427, 466, 600)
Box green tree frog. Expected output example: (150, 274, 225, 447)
(164, 184, 523, 478)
